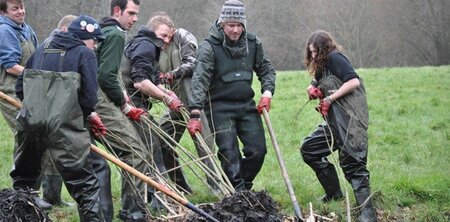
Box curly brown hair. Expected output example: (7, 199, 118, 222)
(304, 30, 343, 78)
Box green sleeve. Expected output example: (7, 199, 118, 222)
(97, 29, 126, 107)
(254, 37, 276, 95)
(190, 41, 215, 110)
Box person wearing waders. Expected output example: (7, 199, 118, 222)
(38, 15, 114, 220)
(120, 13, 185, 203)
(96, 0, 154, 220)
(0, 0, 52, 210)
(155, 12, 219, 194)
(11, 15, 107, 222)
(187, 0, 276, 192)
(300, 30, 377, 222)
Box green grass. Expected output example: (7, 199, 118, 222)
(1, 66, 449, 221)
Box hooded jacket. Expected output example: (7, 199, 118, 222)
(96, 17, 127, 107)
(16, 32, 98, 118)
(0, 15, 37, 69)
(121, 26, 163, 108)
(190, 21, 276, 110)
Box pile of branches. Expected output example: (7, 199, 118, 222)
(0, 188, 51, 222)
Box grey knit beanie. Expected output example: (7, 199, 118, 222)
(218, 0, 246, 27)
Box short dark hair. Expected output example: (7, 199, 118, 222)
(0, 0, 23, 13)
(110, 0, 140, 16)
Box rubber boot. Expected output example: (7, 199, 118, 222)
(354, 187, 377, 222)
(42, 175, 75, 207)
(33, 195, 53, 210)
(316, 165, 344, 202)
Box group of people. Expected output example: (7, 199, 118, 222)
(0, 0, 377, 221)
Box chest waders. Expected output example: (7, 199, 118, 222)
(12, 47, 105, 222)
(318, 70, 369, 162)
(318, 71, 377, 222)
(0, 34, 34, 132)
(203, 35, 267, 191)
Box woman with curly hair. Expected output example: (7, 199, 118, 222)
(300, 30, 377, 222)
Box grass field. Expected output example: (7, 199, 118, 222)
(0, 65, 449, 221)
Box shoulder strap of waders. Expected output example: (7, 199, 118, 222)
(36, 40, 67, 72)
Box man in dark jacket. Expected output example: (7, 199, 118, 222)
(11, 15, 107, 222)
(187, 0, 276, 192)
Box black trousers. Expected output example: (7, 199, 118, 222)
(300, 123, 371, 189)
(207, 100, 267, 190)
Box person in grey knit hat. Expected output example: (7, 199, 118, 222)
(188, 0, 276, 192)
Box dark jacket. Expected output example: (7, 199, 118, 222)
(121, 26, 163, 108)
(16, 32, 98, 118)
(190, 21, 276, 110)
(96, 17, 126, 107)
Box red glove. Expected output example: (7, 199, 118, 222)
(307, 87, 323, 100)
(159, 72, 175, 85)
(163, 94, 184, 112)
(316, 97, 332, 116)
(257, 96, 271, 114)
(88, 112, 107, 137)
(187, 113, 202, 136)
(122, 104, 146, 121)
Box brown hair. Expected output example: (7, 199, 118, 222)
(304, 30, 343, 77)
(110, 0, 140, 16)
(0, 0, 23, 13)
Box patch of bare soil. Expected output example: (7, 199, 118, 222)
(185, 190, 285, 222)
(0, 188, 51, 222)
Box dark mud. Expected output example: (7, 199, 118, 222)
(0, 188, 51, 222)
(185, 190, 285, 222)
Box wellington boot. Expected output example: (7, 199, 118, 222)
(33, 195, 53, 210)
(42, 175, 75, 207)
(354, 187, 377, 222)
(316, 165, 344, 202)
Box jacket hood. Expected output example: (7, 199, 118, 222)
(208, 20, 225, 41)
(99, 16, 124, 30)
(0, 15, 36, 41)
(48, 32, 87, 50)
(135, 26, 164, 48)
(0, 15, 22, 30)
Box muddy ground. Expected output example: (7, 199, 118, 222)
(0, 188, 51, 222)
(184, 190, 286, 222)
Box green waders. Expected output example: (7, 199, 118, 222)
(0, 35, 60, 209)
(96, 89, 151, 220)
(11, 68, 104, 222)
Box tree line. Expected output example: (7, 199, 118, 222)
(25, 0, 450, 70)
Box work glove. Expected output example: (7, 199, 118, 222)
(307, 86, 323, 100)
(88, 112, 107, 137)
(122, 103, 146, 121)
(257, 91, 272, 114)
(163, 92, 184, 112)
(159, 72, 175, 85)
(187, 112, 202, 136)
(316, 96, 333, 117)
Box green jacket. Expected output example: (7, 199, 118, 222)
(96, 17, 126, 107)
(190, 21, 276, 110)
